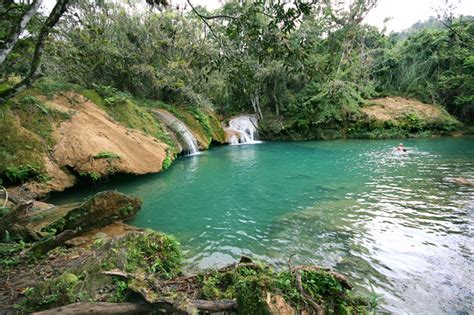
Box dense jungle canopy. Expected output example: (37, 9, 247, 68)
(1, 0, 473, 128)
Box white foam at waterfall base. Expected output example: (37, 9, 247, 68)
(229, 135, 240, 145)
(227, 115, 262, 145)
(155, 110, 200, 156)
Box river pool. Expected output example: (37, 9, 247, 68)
(50, 137, 474, 314)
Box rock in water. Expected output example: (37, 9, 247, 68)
(453, 177, 474, 187)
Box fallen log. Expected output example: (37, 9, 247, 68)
(190, 299, 238, 312)
(128, 278, 238, 313)
(32, 302, 152, 314)
(31, 229, 76, 257)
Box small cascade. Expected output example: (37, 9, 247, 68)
(154, 110, 200, 156)
(225, 115, 260, 145)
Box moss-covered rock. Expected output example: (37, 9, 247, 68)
(0, 191, 140, 242)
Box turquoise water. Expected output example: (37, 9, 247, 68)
(51, 138, 474, 314)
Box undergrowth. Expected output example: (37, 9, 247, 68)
(197, 264, 369, 314)
(102, 230, 182, 279)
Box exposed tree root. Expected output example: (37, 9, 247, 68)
(296, 270, 324, 315)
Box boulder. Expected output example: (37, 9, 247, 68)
(0, 191, 141, 242)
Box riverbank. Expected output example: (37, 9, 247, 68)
(0, 191, 370, 314)
(0, 79, 227, 201)
(259, 97, 463, 141)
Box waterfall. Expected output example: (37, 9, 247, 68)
(154, 110, 200, 156)
(226, 115, 260, 145)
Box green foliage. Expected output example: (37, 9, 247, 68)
(41, 217, 66, 236)
(191, 107, 213, 141)
(162, 150, 174, 170)
(292, 80, 363, 128)
(3, 0, 467, 146)
(196, 264, 367, 313)
(402, 112, 424, 132)
(19, 95, 49, 114)
(0, 207, 10, 218)
(373, 18, 474, 121)
(88, 90, 174, 147)
(44, 2, 223, 102)
(81, 89, 104, 106)
(93, 152, 121, 160)
(79, 171, 102, 183)
(108, 279, 129, 303)
(92, 84, 131, 106)
(15, 94, 71, 144)
(0, 2, 44, 79)
(5, 164, 43, 184)
(368, 282, 384, 313)
(17, 273, 82, 312)
(33, 79, 82, 99)
(91, 238, 103, 249)
(103, 231, 182, 279)
(0, 242, 26, 269)
(235, 273, 271, 315)
(348, 102, 461, 139)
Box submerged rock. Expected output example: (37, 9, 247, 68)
(453, 177, 474, 187)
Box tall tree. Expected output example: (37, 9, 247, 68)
(1, 0, 70, 102)
(0, 0, 43, 66)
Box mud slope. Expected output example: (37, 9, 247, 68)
(26, 93, 168, 196)
(363, 97, 458, 123)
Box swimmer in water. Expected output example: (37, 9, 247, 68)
(396, 143, 407, 152)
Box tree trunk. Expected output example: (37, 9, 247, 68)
(0, 0, 69, 102)
(273, 79, 279, 116)
(0, 0, 43, 66)
(251, 92, 263, 120)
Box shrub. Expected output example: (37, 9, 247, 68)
(93, 152, 121, 160)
